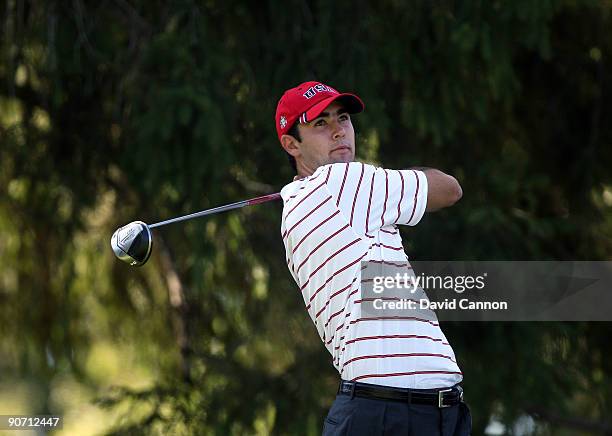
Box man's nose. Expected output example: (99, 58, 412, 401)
(332, 121, 346, 140)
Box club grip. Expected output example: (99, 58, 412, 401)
(247, 193, 282, 205)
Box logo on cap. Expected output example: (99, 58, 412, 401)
(279, 116, 287, 129)
(302, 83, 337, 100)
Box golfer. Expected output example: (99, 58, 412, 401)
(275, 81, 471, 435)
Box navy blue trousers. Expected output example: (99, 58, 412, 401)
(322, 394, 472, 435)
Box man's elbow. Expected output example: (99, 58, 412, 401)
(448, 176, 463, 205)
(433, 175, 462, 210)
(424, 170, 463, 211)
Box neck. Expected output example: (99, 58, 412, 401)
(296, 161, 316, 178)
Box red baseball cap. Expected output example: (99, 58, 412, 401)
(275, 81, 364, 141)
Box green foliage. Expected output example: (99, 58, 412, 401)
(1, 0, 611, 434)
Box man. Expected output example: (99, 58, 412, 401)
(275, 81, 471, 435)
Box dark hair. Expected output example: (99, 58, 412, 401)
(285, 123, 301, 173)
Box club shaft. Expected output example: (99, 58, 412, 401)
(149, 193, 281, 229)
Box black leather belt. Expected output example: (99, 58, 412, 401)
(338, 380, 464, 408)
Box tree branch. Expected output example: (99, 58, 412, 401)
(156, 235, 192, 383)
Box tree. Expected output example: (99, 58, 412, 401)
(1, 0, 610, 434)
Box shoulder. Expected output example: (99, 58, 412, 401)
(280, 163, 381, 200)
(324, 162, 379, 182)
(280, 165, 329, 202)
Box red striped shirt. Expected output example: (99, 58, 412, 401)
(280, 163, 461, 389)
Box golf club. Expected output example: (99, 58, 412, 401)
(111, 192, 281, 266)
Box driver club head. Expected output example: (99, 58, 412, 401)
(110, 221, 153, 266)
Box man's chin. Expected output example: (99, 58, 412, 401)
(329, 150, 354, 163)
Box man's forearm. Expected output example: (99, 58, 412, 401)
(408, 167, 463, 211)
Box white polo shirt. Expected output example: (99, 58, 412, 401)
(280, 162, 463, 389)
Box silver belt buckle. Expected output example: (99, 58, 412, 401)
(438, 388, 453, 408)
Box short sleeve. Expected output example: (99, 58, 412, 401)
(324, 162, 428, 235)
(382, 168, 428, 227)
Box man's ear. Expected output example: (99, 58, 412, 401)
(280, 134, 301, 158)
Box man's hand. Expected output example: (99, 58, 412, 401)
(420, 169, 463, 211)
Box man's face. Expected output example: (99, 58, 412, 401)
(283, 101, 355, 176)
